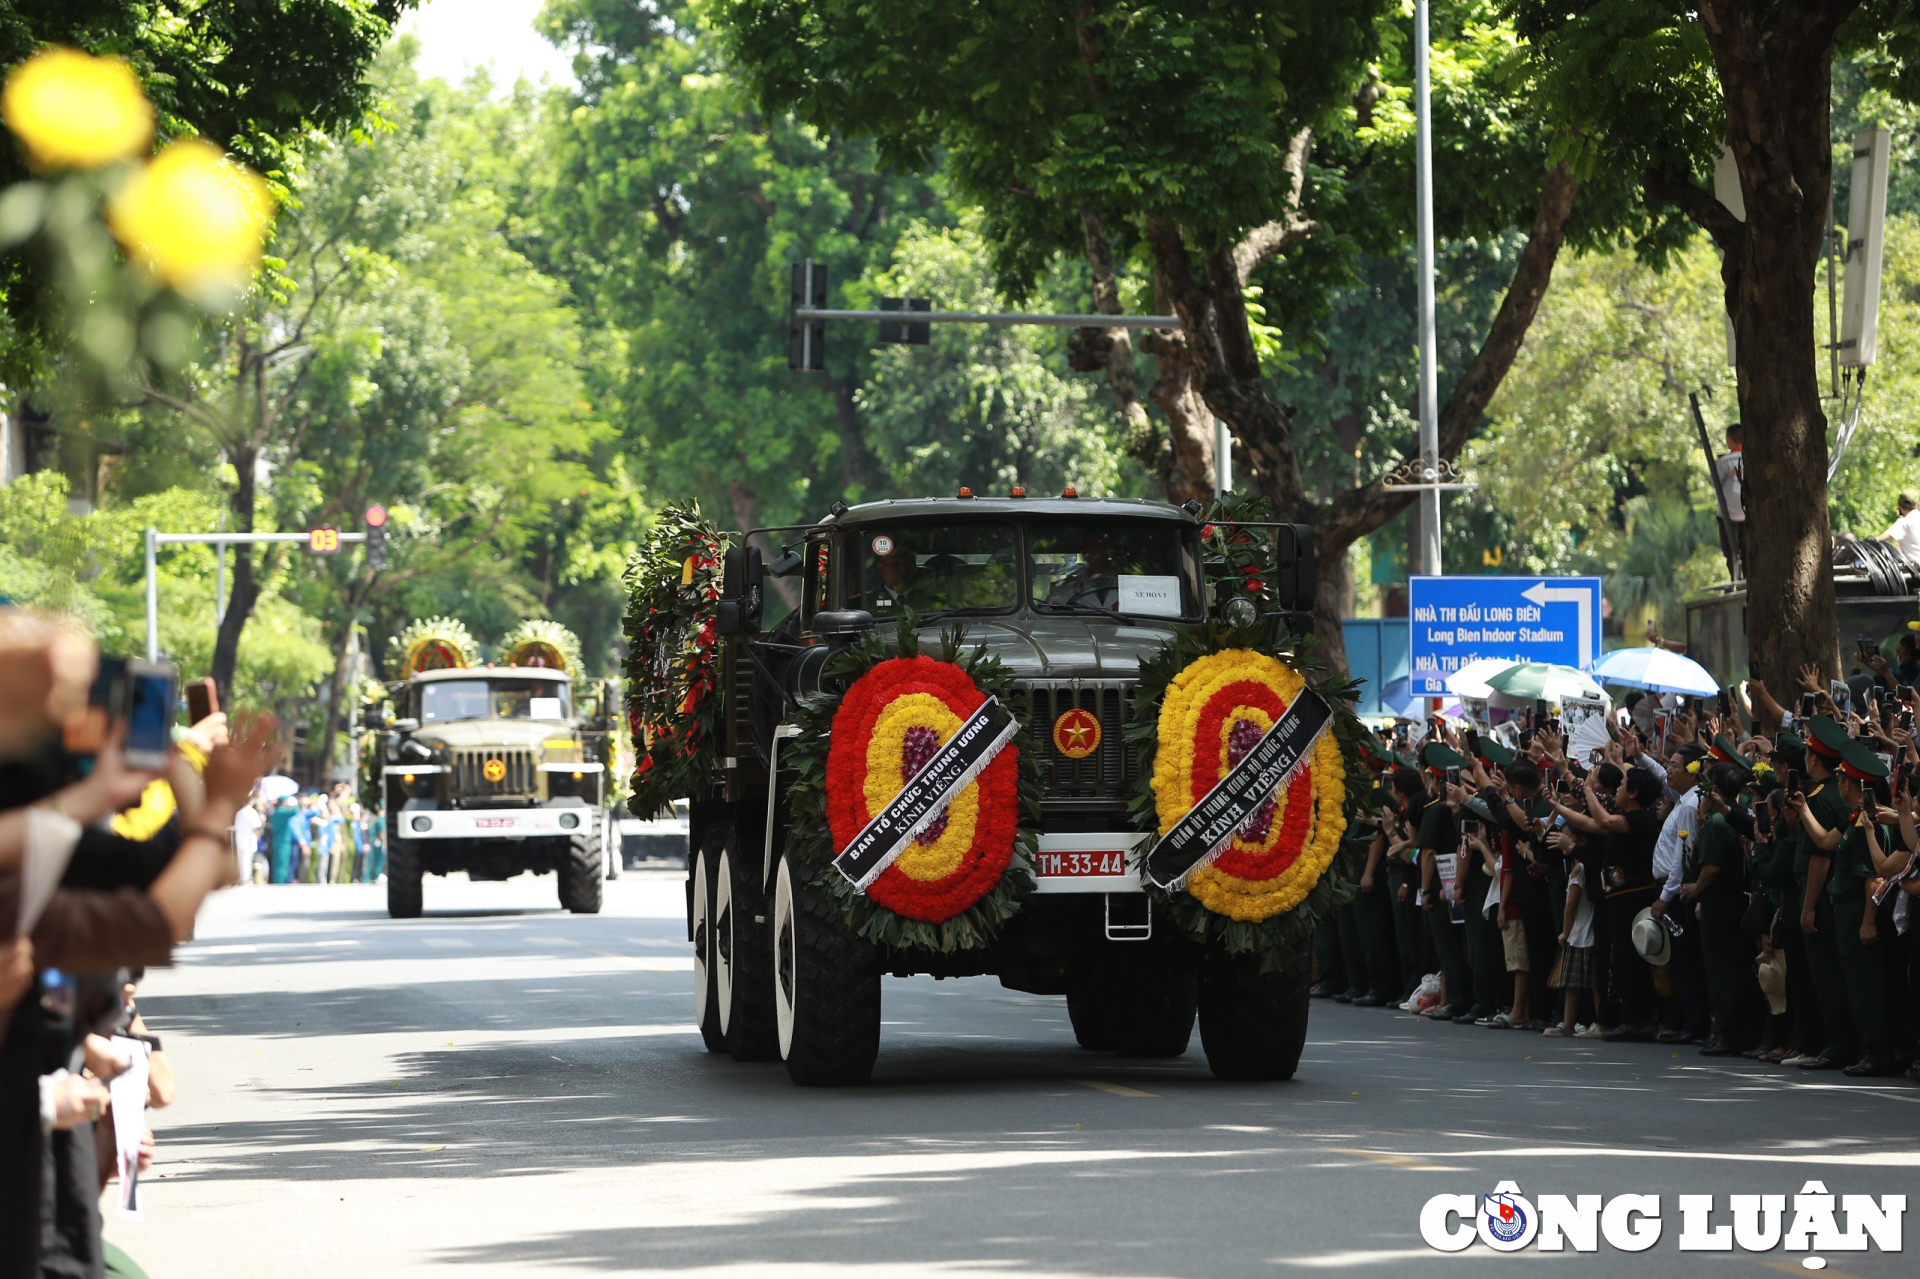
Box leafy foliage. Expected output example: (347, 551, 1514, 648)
(621, 502, 726, 819)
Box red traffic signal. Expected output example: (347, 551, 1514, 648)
(364, 504, 388, 528)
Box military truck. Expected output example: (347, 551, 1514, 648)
(681, 492, 1326, 1085)
(371, 619, 619, 918)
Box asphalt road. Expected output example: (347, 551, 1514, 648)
(107, 871, 1919, 1277)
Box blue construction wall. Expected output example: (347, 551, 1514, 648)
(1342, 618, 1410, 719)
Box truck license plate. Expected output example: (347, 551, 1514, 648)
(1035, 850, 1128, 877)
(473, 818, 515, 829)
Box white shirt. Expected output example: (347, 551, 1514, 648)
(1566, 861, 1596, 948)
(1881, 508, 1920, 559)
(1653, 786, 1699, 903)
(233, 804, 264, 855)
(1714, 451, 1745, 522)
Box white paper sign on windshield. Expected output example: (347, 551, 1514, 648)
(530, 697, 564, 720)
(1118, 575, 1182, 617)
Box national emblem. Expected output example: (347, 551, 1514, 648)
(1052, 707, 1102, 759)
(482, 758, 507, 783)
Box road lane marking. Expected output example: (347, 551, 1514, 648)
(1328, 1147, 1460, 1172)
(420, 938, 474, 948)
(1073, 1079, 1155, 1097)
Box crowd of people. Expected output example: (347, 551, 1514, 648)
(1319, 652, 1920, 1084)
(240, 786, 384, 886)
(0, 610, 281, 1277)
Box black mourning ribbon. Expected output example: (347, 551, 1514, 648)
(1144, 687, 1333, 890)
(833, 696, 1018, 891)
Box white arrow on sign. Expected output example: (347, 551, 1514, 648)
(1521, 580, 1595, 670)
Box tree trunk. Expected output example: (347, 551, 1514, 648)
(1691, 0, 1848, 691)
(1310, 542, 1356, 677)
(210, 445, 260, 708)
(1139, 327, 1215, 503)
(1072, 209, 1170, 487)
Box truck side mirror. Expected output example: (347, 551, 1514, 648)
(361, 703, 387, 730)
(716, 546, 764, 637)
(812, 609, 875, 640)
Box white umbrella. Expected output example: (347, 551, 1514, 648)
(257, 775, 299, 801)
(1445, 656, 1521, 701)
(1589, 646, 1720, 697)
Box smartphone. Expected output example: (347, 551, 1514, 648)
(1446, 766, 1462, 789)
(1460, 818, 1482, 837)
(1588, 748, 1603, 765)
(1748, 658, 1762, 680)
(1788, 768, 1806, 799)
(122, 659, 179, 770)
(1857, 636, 1876, 663)
(1716, 687, 1732, 717)
(185, 676, 218, 725)
(1799, 692, 1817, 718)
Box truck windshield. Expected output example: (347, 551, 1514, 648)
(1029, 521, 1193, 619)
(421, 679, 571, 722)
(848, 523, 1018, 616)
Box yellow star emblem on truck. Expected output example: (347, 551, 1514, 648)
(1052, 708, 1102, 759)
(482, 757, 507, 783)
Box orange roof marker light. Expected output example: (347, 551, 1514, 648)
(1061, 485, 1079, 499)
(957, 486, 975, 499)
(1009, 486, 1026, 498)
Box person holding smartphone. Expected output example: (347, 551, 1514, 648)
(1783, 717, 1862, 1071)
(1679, 764, 1765, 1055)
(1804, 736, 1903, 1076)
(1400, 746, 1472, 1022)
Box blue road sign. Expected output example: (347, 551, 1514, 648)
(1407, 576, 1604, 696)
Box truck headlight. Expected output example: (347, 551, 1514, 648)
(559, 812, 580, 830)
(410, 815, 432, 833)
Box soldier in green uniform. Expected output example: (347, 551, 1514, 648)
(1400, 743, 1473, 1019)
(1385, 749, 1428, 1000)
(1680, 762, 1762, 1055)
(1784, 717, 1857, 1071)
(1762, 732, 1822, 1064)
(1802, 737, 1909, 1075)
(1448, 747, 1501, 1026)
(1349, 740, 1402, 1006)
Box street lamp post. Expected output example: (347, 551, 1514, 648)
(1414, 0, 1442, 577)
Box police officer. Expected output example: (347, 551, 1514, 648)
(1785, 717, 1859, 1070)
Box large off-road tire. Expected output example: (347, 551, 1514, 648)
(1114, 970, 1197, 1058)
(1068, 969, 1196, 1057)
(772, 851, 881, 1086)
(1066, 984, 1117, 1051)
(385, 824, 423, 919)
(559, 826, 604, 914)
(691, 847, 726, 1053)
(716, 845, 779, 1061)
(1197, 943, 1312, 1081)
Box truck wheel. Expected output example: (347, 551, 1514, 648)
(1066, 983, 1116, 1050)
(691, 848, 725, 1053)
(386, 829, 423, 919)
(1196, 943, 1312, 1081)
(1114, 970, 1197, 1058)
(772, 851, 880, 1086)
(716, 845, 779, 1061)
(559, 827, 604, 914)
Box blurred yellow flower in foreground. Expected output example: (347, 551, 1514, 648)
(2, 48, 153, 170)
(107, 139, 273, 301)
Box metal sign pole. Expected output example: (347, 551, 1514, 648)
(141, 530, 367, 661)
(1214, 419, 1233, 496)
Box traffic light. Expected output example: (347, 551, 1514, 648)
(307, 526, 340, 554)
(365, 504, 388, 569)
(878, 296, 931, 345)
(789, 260, 826, 371)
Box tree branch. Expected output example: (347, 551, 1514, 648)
(1231, 128, 1316, 284)
(1643, 165, 1745, 257)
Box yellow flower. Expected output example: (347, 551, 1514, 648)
(2, 48, 153, 171)
(107, 139, 273, 300)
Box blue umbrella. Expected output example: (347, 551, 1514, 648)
(1590, 646, 1719, 697)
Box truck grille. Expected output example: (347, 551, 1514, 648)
(1021, 680, 1138, 801)
(453, 748, 537, 798)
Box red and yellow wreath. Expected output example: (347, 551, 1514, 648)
(825, 656, 1021, 923)
(1149, 649, 1347, 922)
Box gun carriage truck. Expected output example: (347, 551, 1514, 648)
(681, 492, 1326, 1085)
(372, 621, 619, 918)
